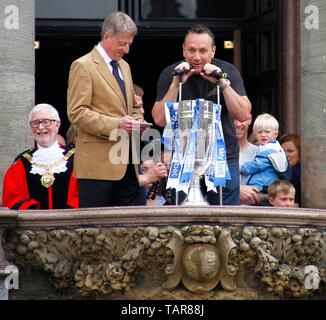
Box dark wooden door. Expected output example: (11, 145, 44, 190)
(243, 0, 284, 134)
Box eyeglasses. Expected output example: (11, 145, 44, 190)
(30, 119, 57, 128)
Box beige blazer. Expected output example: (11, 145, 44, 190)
(67, 47, 142, 180)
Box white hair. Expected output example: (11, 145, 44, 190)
(29, 103, 60, 122)
(253, 113, 279, 132)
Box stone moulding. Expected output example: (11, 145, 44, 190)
(0, 206, 325, 299)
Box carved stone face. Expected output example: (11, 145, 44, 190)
(182, 244, 220, 293)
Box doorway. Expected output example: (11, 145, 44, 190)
(35, 31, 234, 136)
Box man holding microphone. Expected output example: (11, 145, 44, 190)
(152, 24, 252, 205)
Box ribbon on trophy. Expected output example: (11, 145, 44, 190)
(163, 101, 185, 192)
(179, 101, 200, 189)
(204, 104, 231, 191)
(163, 99, 230, 196)
(162, 101, 176, 152)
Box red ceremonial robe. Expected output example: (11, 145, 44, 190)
(2, 147, 79, 210)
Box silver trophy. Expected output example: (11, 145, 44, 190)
(177, 99, 215, 205)
(164, 70, 225, 206)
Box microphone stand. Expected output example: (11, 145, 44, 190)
(208, 69, 227, 205)
(176, 74, 183, 206)
(172, 68, 187, 205)
(216, 84, 223, 206)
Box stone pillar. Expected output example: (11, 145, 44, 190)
(284, 0, 301, 134)
(301, 1, 326, 208)
(0, 0, 35, 203)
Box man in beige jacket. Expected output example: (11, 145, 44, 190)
(67, 12, 146, 207)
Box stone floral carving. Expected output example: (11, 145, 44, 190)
(234, 227, 325, 298)
(3, 225, 325, 298)
(4, 227, 175, 297)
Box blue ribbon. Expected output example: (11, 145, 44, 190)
(213, 108, 231, 187)
(162, 102, 178, 151)
(164, 102, 184, 191)
(163, 99, 230, 194)
(180, 100, 200, 185)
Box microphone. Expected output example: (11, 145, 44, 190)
(172, 64, 193, 76)
(208, 70, 229, 80)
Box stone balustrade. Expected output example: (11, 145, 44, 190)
(0, 206, 325, 300)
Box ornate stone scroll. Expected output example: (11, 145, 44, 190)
(3, 225, 325, 299)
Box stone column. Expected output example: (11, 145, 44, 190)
(284, 0, 301, 134)
(301, 1, 326, 208)
(0, 0, 35, 203)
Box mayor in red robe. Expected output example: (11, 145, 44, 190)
(2, 103, 78, 210)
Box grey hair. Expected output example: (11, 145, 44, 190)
(29, 103, 60, 122)
(101, 11, 137, 39)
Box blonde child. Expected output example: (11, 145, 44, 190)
(268, 180, 296, 207)
(241, 113, 289, 201)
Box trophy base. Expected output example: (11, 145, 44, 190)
(182, 185, 209, 206)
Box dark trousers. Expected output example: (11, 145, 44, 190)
(206, 160, 240, 205)
(78, 164, 139, 208)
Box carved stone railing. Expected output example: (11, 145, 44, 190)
(0, 206, 325, 300)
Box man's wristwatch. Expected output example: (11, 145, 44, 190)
(219, 79, 231, 91)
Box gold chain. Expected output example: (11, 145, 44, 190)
(22, 149, 75, 188)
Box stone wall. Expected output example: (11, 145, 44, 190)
(301, 0, 326, 208)
(1, 206, 325, 300)
(0, 0, 35, 202)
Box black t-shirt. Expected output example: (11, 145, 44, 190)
(155, 58, 247, 162)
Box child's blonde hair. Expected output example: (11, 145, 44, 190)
(253, 113, 279, 133)
(268, 180, 295, 198)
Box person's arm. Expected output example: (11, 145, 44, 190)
(218, 80, 252, 122)
(152, 76, 181, 127)
(241, 154, 271, 175)
(240, 185, 260, 205)
(139, 162, 167, 187)
(152, 63, 196, 127)
(152, 90, 177, 127)
(2, 160, 40, 210)
(201, 63, 251, 122)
